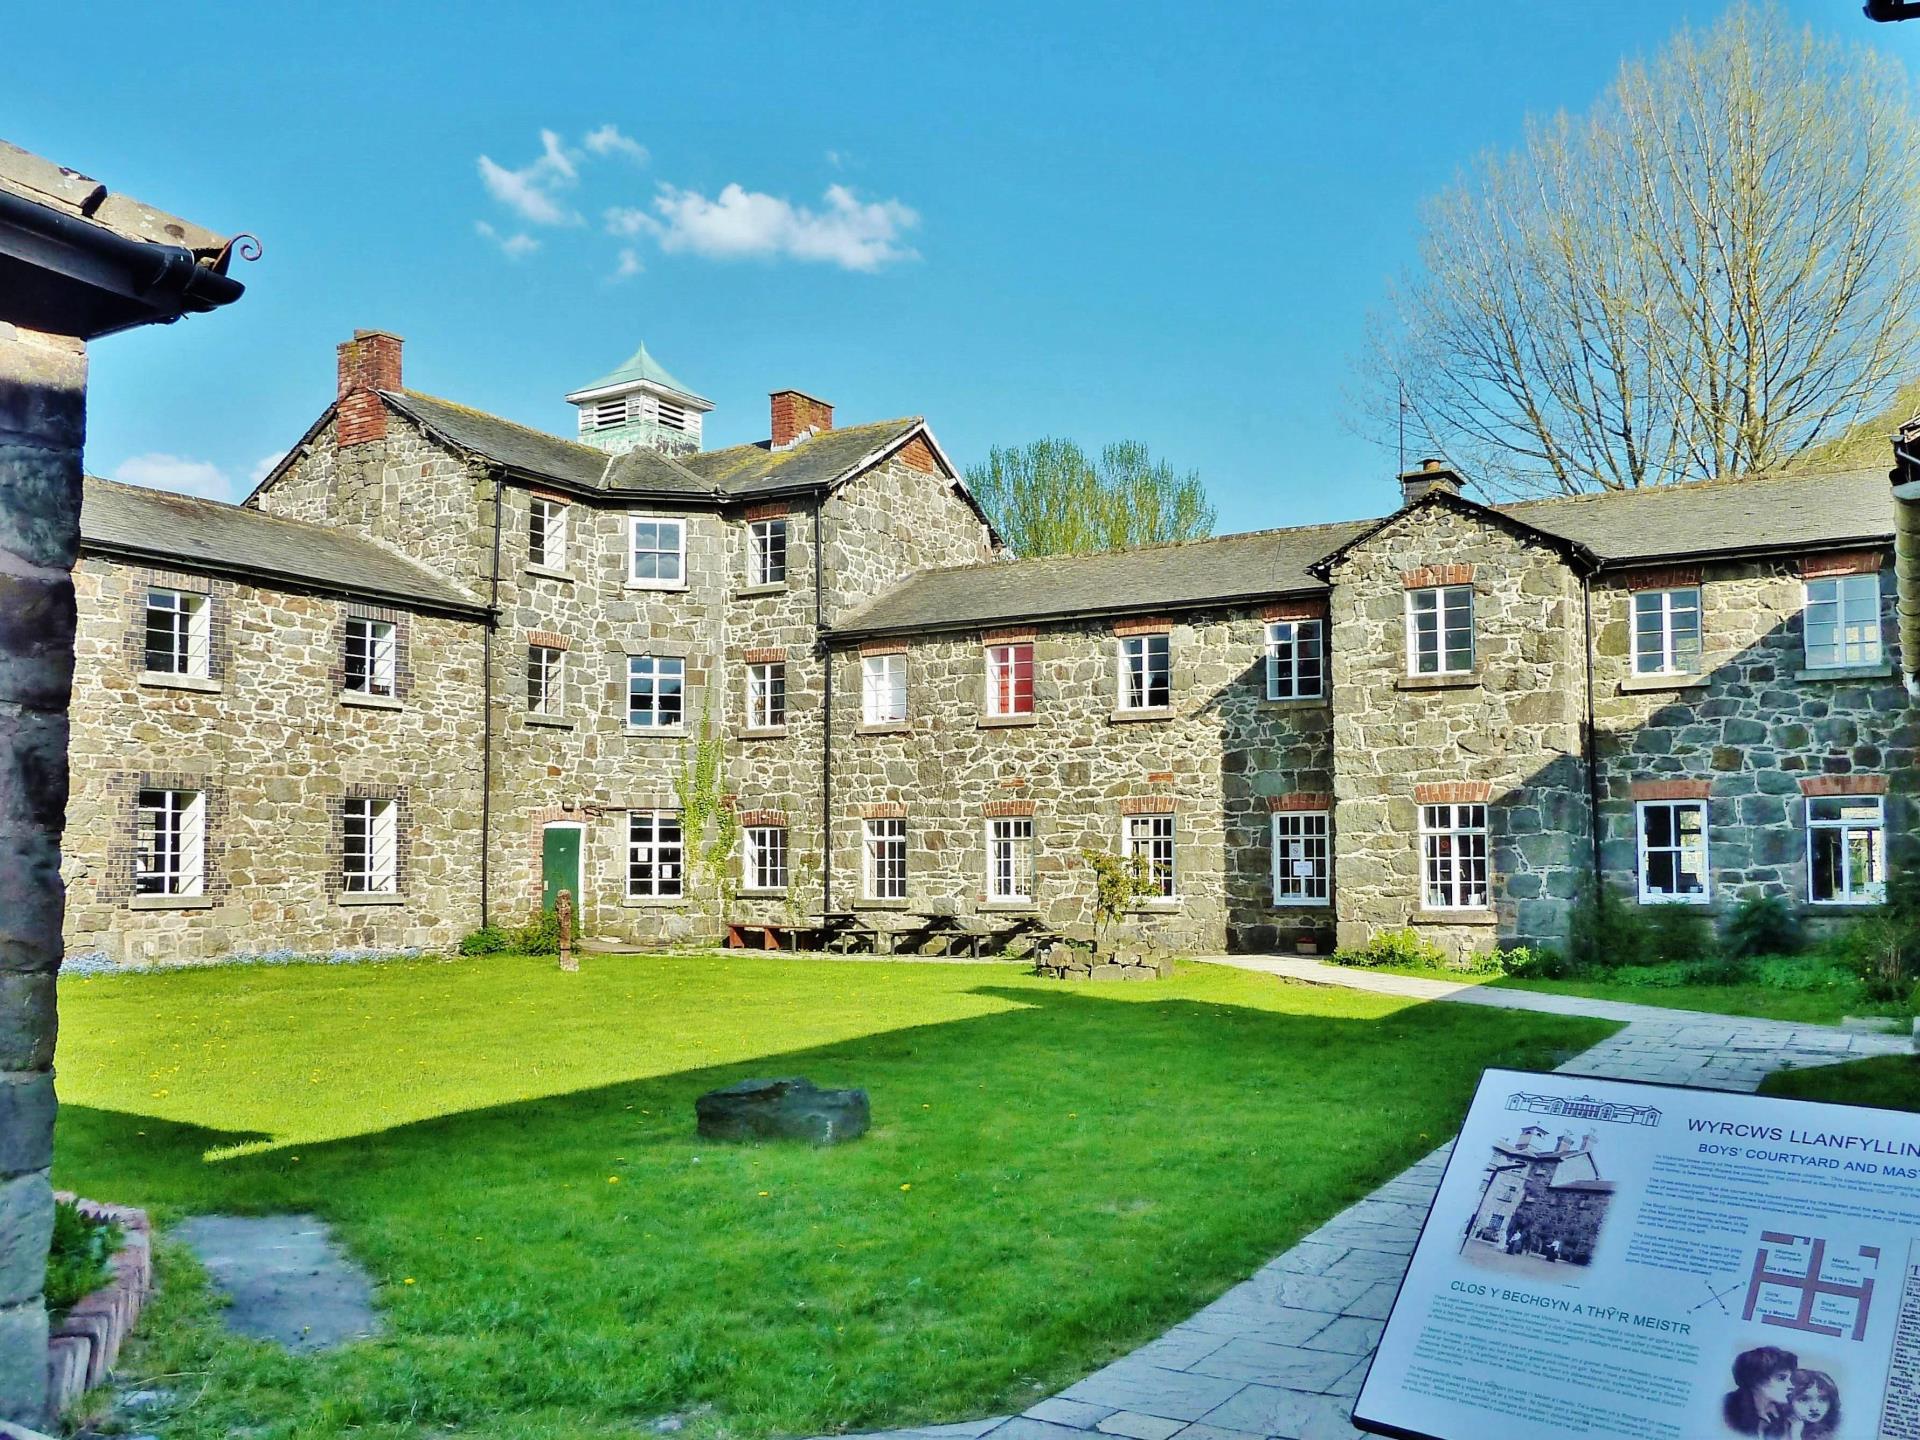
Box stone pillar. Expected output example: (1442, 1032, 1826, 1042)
(0, 323, 83, 1428)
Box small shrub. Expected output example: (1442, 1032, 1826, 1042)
(1721, 894, 1802, 960)
(457, 925, 512, 957)
(1566, 882, 1651, 970)
(1496, 945, 1572, 979)
(45, 1200, 120, 1316)
(1675, 955, 1753, 987)
(1643, 904, 1715, 967)
(511, 910, 562, 957)
(1331, 927, 1448, 970)
(1837, 916, 1914, 1004)
(1080, 848, 1160, 952)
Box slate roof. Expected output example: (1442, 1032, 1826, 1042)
(674, 418, 926, 499)
(380, 391, 616, 491)
(839, 467, 1896, 638)
(835, 521, 1376, 638)
(79, 476, 485, 616)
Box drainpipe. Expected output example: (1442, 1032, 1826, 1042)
(815, 501, 833, 913)
(1580, 573, 1604, 886)
(480, 468, 503, 927)
(1893, 421, 1920, 701)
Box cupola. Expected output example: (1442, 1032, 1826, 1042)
(565, 341, 714, 457)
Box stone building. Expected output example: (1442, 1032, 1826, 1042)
(1465, 1126, 1614, 1267)
(62, 332, 1915, 967)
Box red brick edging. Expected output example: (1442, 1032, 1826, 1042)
(45, 1195, 152, 1416)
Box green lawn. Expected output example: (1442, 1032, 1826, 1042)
(1761, 1054, 1920, 1109)
(1348, 956, 1897, 1027)
(56, 953, 1614, 1440)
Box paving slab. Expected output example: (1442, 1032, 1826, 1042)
(172, 1213, 378, 1352)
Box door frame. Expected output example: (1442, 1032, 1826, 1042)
(541, 821, 586, 930)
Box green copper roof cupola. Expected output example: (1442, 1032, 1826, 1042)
(564, 341, 715, 458)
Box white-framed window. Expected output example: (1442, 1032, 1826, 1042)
(135, 788, 205, 897)
(747, 661, 787, 729)
(1265, 621, 1324, 700)
(527, 645, 563, 716)
(1635, 800, 1709, 904)
(627, 810, 684, 899)
(1271, 810, 1331, 906)
(1804, 574, 1882, 669)
(344, 617, 397, 697)
(744, 825, 789, 892)
(1419, 803, 1489, 910)
(986, 642, 1035, 717)
(529, 497, 568, 570)
(987, 817, 1036, 902)
(629, 516, 687, 588)
(1808, 795, 1887, 906)
(1631, 588, 1702, 676)
(143, 587, 210, 677)
(1118, 633, 1172, 711)
(342, 797, 398, 894)
(862, 652, 907, 725)
(1121, 814, 1177, 899)
(626, 655, 685, 730)
(1407, 586, 1474, 675)
(863, 817, 908, 900)
(749, 518, 788, 587)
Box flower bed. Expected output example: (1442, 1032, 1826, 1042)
(45, 1195, 151, 1417)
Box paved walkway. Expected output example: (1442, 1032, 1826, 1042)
(834, 956, 1909, 1440)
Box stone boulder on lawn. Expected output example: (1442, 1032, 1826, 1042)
(694, 1077, 870, 1144)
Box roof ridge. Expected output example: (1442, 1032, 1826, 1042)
(947, 516, 1375, 574)
(1497, 465, 1887, 513)
(388, 389, 604, 460)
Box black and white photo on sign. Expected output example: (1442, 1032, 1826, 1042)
(1459, 1122, 1616, 1284)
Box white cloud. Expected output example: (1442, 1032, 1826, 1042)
(477, 129, 581, 226)
(646, 182, 919, 271)
(611, 248, 644, 281)
(476, 221, 540, 259)
(248, 451, 287, 486)
(112, 453, 234, 502)
(584, 124, 648, 165)
(604, 206, 662, 239)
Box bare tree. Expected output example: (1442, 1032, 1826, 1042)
(1357, 3, 1920, 497)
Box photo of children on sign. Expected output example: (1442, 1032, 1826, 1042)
(1459, 1121, 1616, 1284)
(1721, 1344, 1842, 1438)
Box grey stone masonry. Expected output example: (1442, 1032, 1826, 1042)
(0, 323, 83, 1427)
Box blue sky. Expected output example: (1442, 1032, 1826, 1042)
(10, 1, 1917, 532)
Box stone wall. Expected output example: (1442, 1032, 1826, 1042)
(1590, 554, 1913, 928)
(62, 558, 487, 964)
(827, 603, 1334, 953)
(0, 324, 82, 1426)
(1325, 502, 1593, 957)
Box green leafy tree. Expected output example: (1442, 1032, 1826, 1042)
(1080, 847, 1160, 953)
(675, 705, 740, 930)
(967, 438, 1215, 557)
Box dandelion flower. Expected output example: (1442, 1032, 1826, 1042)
(900, 1183, 912, 1192)
(403, 1277, 416, 1285)
(758, 1191, 770, 1198)
(608, 1176, 621, 1184)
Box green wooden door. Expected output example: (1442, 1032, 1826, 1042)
(542, 826, 581, 914)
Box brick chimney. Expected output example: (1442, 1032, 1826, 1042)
(770, 389, 832, 450)
(1398, 457, 1462, 507)
(336, 329, 403, 447)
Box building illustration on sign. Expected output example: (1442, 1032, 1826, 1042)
(1507, 1091, 1663, 1127)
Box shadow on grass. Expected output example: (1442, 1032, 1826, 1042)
(56, 982, 1612, 1440)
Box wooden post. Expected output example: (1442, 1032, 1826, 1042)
(556, 888, 577, 972)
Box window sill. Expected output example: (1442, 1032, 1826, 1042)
(129, 894, 213, 912)
(978, 714, 1037, 729)
(735, 583, 790, 599)
(524, 564, 575, 583)
(1269, 900, 1332, 911)
(1637, 895, 1711, 908)
(523, 713, 575, 729)
(1110, 707, 1175, 724)
(621, 895, 688, 908)
(857, 722, 911, 736)
(1127, 899, 1183, 912)
(738, 887, 790, 899)
(981, 900, 1039, 912)
(1261, 695, 1329, 709)
(1396, 672, 1480, 691)
(339, 893, 404, 907)
(625, 726, 688, 739)
(1619, 673, 1706, 694)
(138, 670, 220, 694)
(851, 898, 912, 911)
(340, 691, 404, 711)
(1807, 901, 1887, 914)
(624, 580, 690, 594)
(739, 727, 790, 741)
(1796, 663, 1893, 682)
(1413, 908, 1495, 926)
